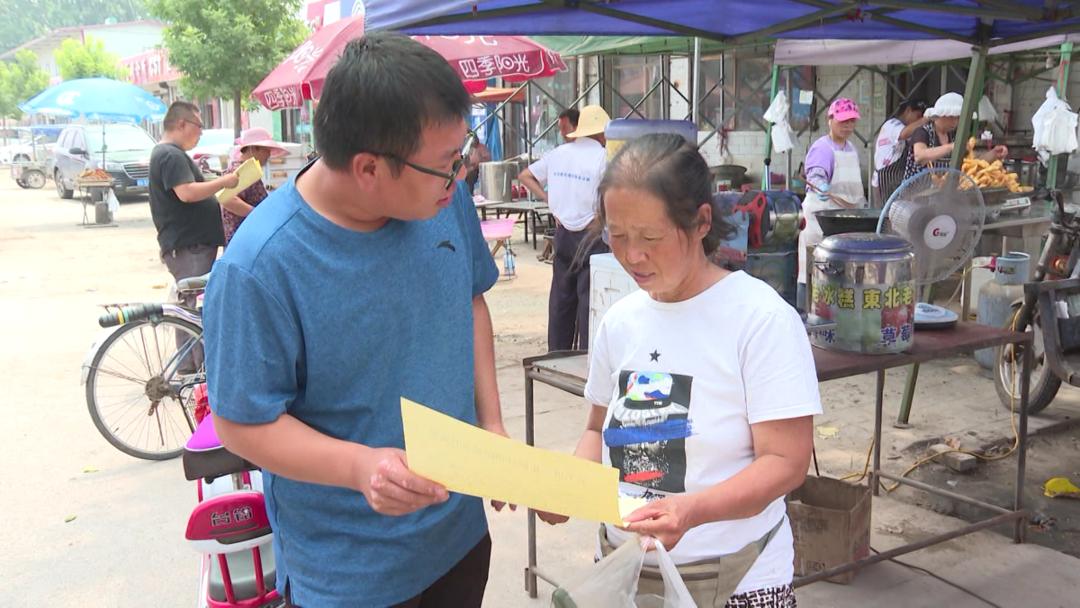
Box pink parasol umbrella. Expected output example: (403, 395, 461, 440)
(252, 16, 567, 111)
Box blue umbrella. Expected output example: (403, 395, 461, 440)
(20, 77, 167, 122)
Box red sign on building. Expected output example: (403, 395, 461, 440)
(122, 48, 182, 86)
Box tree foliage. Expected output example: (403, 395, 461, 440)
(0, 0, 150, 54)
(0, 51, 51, 118)
(149, 0, 308, 134)
(54, 37, 126, 80)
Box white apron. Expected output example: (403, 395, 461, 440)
(797, 146, 869, 284)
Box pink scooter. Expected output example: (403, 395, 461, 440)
(182, 394, 281, 608)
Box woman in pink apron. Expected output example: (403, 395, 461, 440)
(797, 98, 869, 310)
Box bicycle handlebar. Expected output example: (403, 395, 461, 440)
(98, 303, 164, 328)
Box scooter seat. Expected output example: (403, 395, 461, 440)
(209, 542, 277, 603)
(183, 416, 258, 481)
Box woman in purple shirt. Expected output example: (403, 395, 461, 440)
(796, 98, 869, 309)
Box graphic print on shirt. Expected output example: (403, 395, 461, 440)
(604, 370, 693, 493)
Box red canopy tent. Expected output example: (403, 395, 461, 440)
(252, 16, 567, 110)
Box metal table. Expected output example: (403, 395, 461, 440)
(519, 322, 1032, 597)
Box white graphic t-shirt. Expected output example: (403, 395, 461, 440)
(584, 271, 822, 594)
(527, 137, 607, 231)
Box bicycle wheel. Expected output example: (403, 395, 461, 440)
(85, 315, 203, 460)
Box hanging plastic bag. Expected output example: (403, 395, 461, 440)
(636, 540, 697, 608)
(1032, 87, 1079, 156)
(551, 536, 645, 608)
(551, 537, 697, 608)
(105, 188, 120, 214)
(763, 91, 794, 154)
(977, 95, 999, 124)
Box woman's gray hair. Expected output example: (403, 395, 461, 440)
(597, 133, 736, 255)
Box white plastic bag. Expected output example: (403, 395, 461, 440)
(977, 95, 999, 124)
(105, 188, 120, 214)
(551, 537, 697, 608)
(1032, 87, 1079, 155)
(763, 91, 794, 154)
(551, 537, 644, 608)
(637, 540, 697, 608)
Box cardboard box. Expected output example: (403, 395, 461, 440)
(787, 476, 872, 584)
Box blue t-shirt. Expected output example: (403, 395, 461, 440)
(203, 176, 499, 607)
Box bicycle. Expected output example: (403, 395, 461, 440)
(81, 275, 209, 460)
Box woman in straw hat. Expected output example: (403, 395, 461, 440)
(519, 104, 612, 351)
(220, 127, 290, 247)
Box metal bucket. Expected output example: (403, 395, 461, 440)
(810, 233, 916, 354)
(478, 161, 515, 202)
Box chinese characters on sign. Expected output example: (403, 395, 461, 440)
(810, 281, 915, 353)
(122, 49, 181, 86)
(458, 53, 537, 80)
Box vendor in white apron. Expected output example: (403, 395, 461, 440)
(797, 98, 869, 310)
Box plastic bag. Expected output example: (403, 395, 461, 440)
(977, 95, 998, 124)
(551, 537, 697, 608)
(105, 188, 120, 214)
(1032, 87, 1079, 155)
(551, 537, 644, 608)
(763, 91, 794, 154)
(637, 540, 696, 608)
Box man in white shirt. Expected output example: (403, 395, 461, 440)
(519, 105, 611, 351)
(873, 98, 927, 204)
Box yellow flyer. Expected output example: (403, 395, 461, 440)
(401, 398, 625, 524)
(215, 157, 263, 201)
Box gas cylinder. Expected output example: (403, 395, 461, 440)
(975, 252, 1029, 368)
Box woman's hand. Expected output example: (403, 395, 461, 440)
(992, 144, 1009, 160)
(483, 423, 518, 513)
(620, 495, 699, 551)
(536, 510, 570, 525)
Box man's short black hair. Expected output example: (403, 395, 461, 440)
(314, 32, 470, 171)
(163, 101, 199, 131)
(558, 108, 580, 128)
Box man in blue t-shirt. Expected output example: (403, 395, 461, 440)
(202, 33, 506, 608)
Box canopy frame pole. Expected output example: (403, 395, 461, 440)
(949, 46, 989, 169)
(762, 64, 781, 190)
(1046, 41, 1074, 192)
(526, 81, 534, 161)
(692, 37, 702, 125)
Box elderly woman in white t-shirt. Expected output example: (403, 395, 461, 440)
(539, 134, 821, 608)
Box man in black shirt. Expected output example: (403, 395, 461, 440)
(150, 102, 238, 372)
(150, 101, 238, 294)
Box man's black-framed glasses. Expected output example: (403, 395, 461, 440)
(386, 131, 478, 191)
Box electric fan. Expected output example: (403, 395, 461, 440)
(877, 167, 986, 328)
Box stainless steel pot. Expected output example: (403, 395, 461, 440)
(478, 161, 516, 202)
(762, 191, 802, 248)
(809, 232, 916, 354)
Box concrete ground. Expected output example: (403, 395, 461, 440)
(2, 173, 1079, 607)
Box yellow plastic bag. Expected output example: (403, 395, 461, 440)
(1043, 477, 1080, 498)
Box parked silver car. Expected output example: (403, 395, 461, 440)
(52, 123, 156, 199)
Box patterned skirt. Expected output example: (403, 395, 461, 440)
(725, 584, 797, 608)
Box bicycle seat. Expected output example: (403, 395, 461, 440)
(177, 273, 210, 292)
(183, 416, 258, 481)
